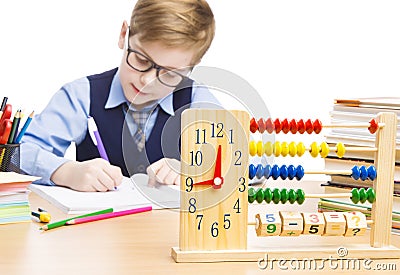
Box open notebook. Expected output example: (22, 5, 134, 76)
(28, 174, 180, 214)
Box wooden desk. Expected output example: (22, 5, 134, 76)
(0, 193, 399, 275)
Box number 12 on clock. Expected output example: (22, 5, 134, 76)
(179, 109, 250, 251)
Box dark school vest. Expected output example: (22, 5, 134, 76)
(76, 68, 193, 177)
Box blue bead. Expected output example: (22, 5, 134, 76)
(271, 165, 280, 180)
(351, 166, 360, 180)
(360, 166, 368, 181)
(287, 165, 296, 180)
(295, 165, 304, 180)
(264, 164, 272, 179)
(367, 166, 377, 180)
(280, 165, 288, 180)
(256, 164, 264, 179)
(249, 164, 256, 179)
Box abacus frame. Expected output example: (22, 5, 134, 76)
(171, 112, 400, 263)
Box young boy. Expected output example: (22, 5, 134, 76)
(21, 0, 218, 192)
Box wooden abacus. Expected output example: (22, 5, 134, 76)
(171, 110, 400, 263)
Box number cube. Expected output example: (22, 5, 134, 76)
(323, 212, 346, 236)
(255, 213, 281, 237)
(302, 212, 325, 236)
(279, 211, 303, 237)
(343, 211, 367, 236)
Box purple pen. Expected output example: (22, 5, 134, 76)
(88, 116, 110, 161)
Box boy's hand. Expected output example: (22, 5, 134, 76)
(147, 158, 180, 186)
(50, 159, 123, 192)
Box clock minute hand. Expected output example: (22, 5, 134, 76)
(212, 145, 224, 189)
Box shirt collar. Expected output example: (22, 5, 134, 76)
(105, 69, 175, 116)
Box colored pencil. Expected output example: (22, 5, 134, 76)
(39, 208, 114, 231)
(0, 97, 7, 111)
(7, 110, 21, 144)
(66, 206, 152, 225)
(14, 111, 34, 143)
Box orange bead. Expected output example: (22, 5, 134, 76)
(297, 119, 306, 134)
(265, 118, 274, 134)
(305, 119, 314, 134)
(289, 119, 298, 134)
(250, 118, 258, 133)
(281, 119, 290, 134)
(313, 119, 322, 134)
(368, 119, 379, 134)
(274, 119, 282, 134)
(257, 118, 266, 133)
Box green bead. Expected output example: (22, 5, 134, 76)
(351, 188, 360, 204)
(264, 188, 273, 203)
(280, 188, 289, 204)
(359, 188, 367, 203)
(248, 187, 256, 203)
(272, 188, 281, 204)
(366, 188, 376, 203)
(288, 189, 297, 204)
(256, 188, 264, 203)
(296, 189, 305, 205)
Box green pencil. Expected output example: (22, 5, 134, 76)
(39, 208, 113, 231)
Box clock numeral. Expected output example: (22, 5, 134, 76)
(224, 214, 231, 229)
(234, 150, 242, 165)
(211, 222, 219, 237)
(211, 123, 224, 138)
(196, 214, 203, 230)
(195, 128, 207, 144)
(228, 129, 234, 144)
(188, 198, 197, 213)
(189, 150, 203, 166)
(238, 177, 246, 192)
(233, 198, 241, 214)
(185, 177, 193, 192)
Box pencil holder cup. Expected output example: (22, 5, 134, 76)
(0, 144, 20, 173)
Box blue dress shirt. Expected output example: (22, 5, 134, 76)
(21, 69, 220, 185)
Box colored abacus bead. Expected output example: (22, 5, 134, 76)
(271, 165, 280, 180)
(273, 141, 282, 157)
(256, 164, 264, 179)
(287, 165, 297, 180)
(288, 189, 297, 204)
(367, 166, 377, 180)
(281, 119, 290, 134)
(359, 166, 368, 181)
(274, 119, 282, 134)
(289, 119, 298, 134)
(295, 165, 305, 180)
(265, 118, 274, 133)
(280, 188, 289, 204)
(250, 118, 258, 133)
(309, 141, 320, 158)
(289, 141, 297, 157)
(264, 188, 273, 203)
(359, 188, 368, 204)
(366, 188, 376, 203)
(313, 119, 322, 134)
(297, 119, 306, 134)
(368, 119, 379, 134)
(264, 142, 273, 156)
(305, 119, 314, 134)
(264, 164, 272, 179)
(351, 188, 360, 204)
(257, 118, 266, 133)
(281, 142, 289, 157)
(249, 141, 256, 156)
(256, 141, 264, 157)
(280, 165, 288, 180)
(248, 188, 256, 203)
(351, 166, 360, 180)
(256, 188, 264, 203)
(272, 188, 281, 204)
(336, 142, 346, 158)
(320, 142, 330, 158)
(296, 189, 306, 204)
(297, 142, 306, 157)
(249, 164, 256, 180)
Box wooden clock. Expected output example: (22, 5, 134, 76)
(177, 109, 250, 252)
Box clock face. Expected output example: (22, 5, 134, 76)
(180, 109, 249, 250)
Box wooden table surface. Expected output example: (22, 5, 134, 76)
(0, 192, 399, 275)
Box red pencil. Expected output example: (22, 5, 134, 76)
(65, 206, 152, 225)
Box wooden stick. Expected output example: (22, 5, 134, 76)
(322, 123, 385, 128)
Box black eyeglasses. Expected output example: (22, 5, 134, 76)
(126, 32, 190, 87)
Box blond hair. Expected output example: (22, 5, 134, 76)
(130, 0, 215, 64)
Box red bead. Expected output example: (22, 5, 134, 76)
(250, 118, 258, 133)
(313, 119, 322, 134)
(368, 119, 378, 134)
(289, 119, 298, 134)
(297, 119, 306, 134)
(265, 118, 274, 134)
(305, 119, 314, 134)
(257, 118, 265, 133)
(274, 118, 282, 134)
(281, 118, 290, 134)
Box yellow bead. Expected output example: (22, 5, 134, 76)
(296, 142, 306, 157)
(264, 142, 273, 156)
(289, 141, 297, 157)
(309, 141, 320, 158)
(336, 142, 346, 158)
(320, 142, 330, 158)
(273, 141, 282, 157)
(257, 141, 264, 157)
(249, 141, 256, 156)
(281, 141, 289, 157)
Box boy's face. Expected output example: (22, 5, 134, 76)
(118, 24, 196, 110)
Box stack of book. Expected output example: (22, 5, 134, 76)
(321, 97, 400, 232)
(0, 172, 40, 225)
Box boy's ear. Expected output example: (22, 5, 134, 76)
(118, 21, 129, 49)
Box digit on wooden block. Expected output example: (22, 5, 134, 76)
(255, 213, 281, 237)
(279, 211, 303, 237)
(323, 212, 346, 236)
(302, 212, 325, 236)
(343, 211, 367, 237)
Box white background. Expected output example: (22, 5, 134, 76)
(1, 0, 399, 121)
